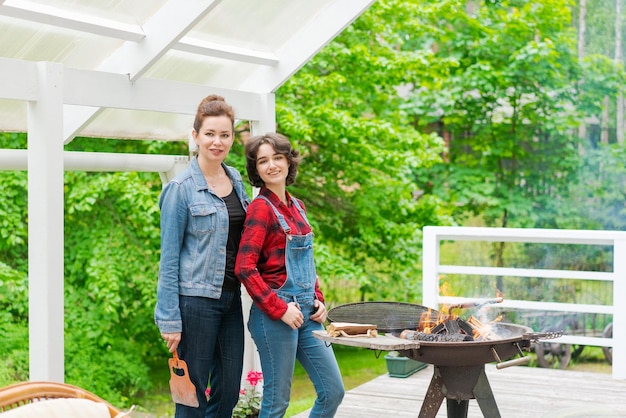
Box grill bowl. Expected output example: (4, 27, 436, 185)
(327, 302, 533, 366)
(397, 322, 533, 366)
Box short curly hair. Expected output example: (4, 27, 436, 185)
(244, 132, 301, 187)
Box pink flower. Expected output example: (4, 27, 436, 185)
(205, 387, 211, 398)
(246, 371, 263, 387)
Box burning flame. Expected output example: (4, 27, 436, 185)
(418, 308, 448, 333)
(415, 282, 505, 340)
(468, 315, 502, 340)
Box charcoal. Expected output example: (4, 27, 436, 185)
(442, 319, 461, 334)
(400, 330, 473, 342)
(457, 319, 474, 336)
(430, 323, 445, 334)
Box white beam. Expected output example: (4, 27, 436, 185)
(0, 57, 38, 101)
(239, 0, 375, 93)
(0, 149, 189, 172)
(99, 0, 221, 81)
(63, 67, 266, 120)
(27, 62, 64, 382)
(0, 57, 268, 120)
(173, 38, 279, 66)
(438, 297, 615, 315)
(420, 225, 625, 246)
(437, 265, 615, 281)
(63, 0, 222, 143)
(0, 1, 280, 66)
(0, 0, 145, 41)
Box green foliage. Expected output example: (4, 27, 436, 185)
(403, 0, 585, 229)
(0, 171, 28, 272)
(0, 321, 29, 387)
(65, 333, 152, 405)
(0, 262, 28, 321)
(63, 170, 164, 405)
(0, 132, 166, 405)
(276, 0, 455, 301)
(0, 129, 256, 405)
(66, 136, 188, 156)
(64, 172, 160, 339)
(578, 54, 625, 117)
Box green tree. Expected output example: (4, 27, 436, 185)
(398, 0, 624, 293)
(276, 0, 453, 302)
(404, 0, 584, 228)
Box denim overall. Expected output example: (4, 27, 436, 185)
(248, 196, 344, 418)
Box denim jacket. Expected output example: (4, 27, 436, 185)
(154, 157, 250, 333)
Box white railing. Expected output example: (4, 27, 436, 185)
(421, 226, 626, 380)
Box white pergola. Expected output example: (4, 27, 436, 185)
(0, 0, 376, 382)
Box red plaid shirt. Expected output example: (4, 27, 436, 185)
(235, 187, 324, 320)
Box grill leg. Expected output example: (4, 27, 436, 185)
(446, 399, 469, 417)
(473, 368, 501, 418)
(418, 368, 445, 418)
(419, 365, 501, 418)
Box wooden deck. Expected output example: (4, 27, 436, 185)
(292, 364, 626, 417)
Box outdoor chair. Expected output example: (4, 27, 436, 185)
(0, 381, 129, 417)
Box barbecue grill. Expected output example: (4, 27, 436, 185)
(314, 301, 561, 418)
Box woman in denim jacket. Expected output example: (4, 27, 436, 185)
(155, 95, 251, 418)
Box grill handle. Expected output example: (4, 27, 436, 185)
(494, 356, 530, 369)
(491, 345, 531, 369)
(523, 331, 564, 341)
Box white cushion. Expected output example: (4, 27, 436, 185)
(0, 398, 110, 418)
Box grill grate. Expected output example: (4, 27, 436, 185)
(327, 301, 442, 333)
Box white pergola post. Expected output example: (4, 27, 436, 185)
(27, 62, 65, 382)
(249, 93, 276, 136)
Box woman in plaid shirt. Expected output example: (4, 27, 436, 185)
(235, 132, 344, 418)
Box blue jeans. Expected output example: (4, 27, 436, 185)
(176, 291, 244, 418)
(249, 300, 345, 418)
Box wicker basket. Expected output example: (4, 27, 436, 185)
(0, 381, 125, 417)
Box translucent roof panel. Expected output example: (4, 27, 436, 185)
(0, 0, 375, 140)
